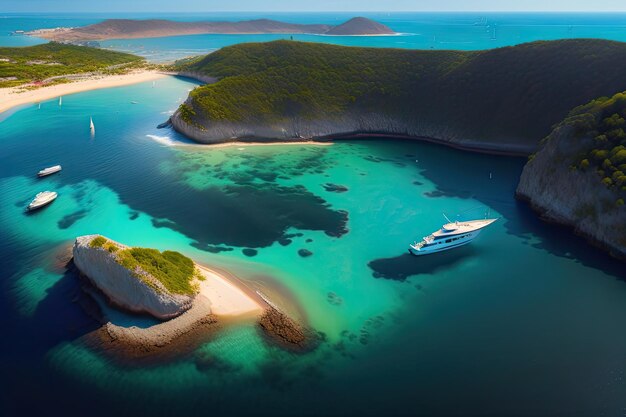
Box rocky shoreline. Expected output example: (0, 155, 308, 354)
(516, 124, 626, 261)
(169, 106, 535, 156)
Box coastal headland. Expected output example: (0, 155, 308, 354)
(169, 39, 626, 155)
(72, 235, 316, 359)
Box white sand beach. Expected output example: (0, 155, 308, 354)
(0, 70, 167, 115)
(196, 264, 265, 317)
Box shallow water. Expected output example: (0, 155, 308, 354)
(1, 76, 626, 416)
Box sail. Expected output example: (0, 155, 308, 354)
(90, 117, 95, 132)
(59, 96, 62, 106)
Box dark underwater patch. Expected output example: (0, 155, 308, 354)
(122, 182, 348, 249)
(191, 242, 234, 253)
(57, 209, 88, 229)
(298, 249, 313, 257)
(242, 248, 258, 257)
(424, 190, 472, 199)
(322, 183, 349, 193)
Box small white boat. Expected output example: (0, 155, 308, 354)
(37, 165, 62, 177)
(131, 101, 138, 104)
(409, 216, 497, 256)
(90, 117, 95, 133)
(58, 96, 62, 106)
(27, 191, 57, 211)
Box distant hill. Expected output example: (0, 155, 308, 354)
(325, 17, 395, 35)
(171, 39, 626, 153)
(0, 42, 142, 88)
(28, 17, 395, 41)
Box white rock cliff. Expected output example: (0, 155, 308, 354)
(72, 235, 194, 320)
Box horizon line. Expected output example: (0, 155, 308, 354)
(5, 10, 626, 14)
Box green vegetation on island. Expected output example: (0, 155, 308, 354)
(90, 236, 200, 295)
(566, 92, 626, 201)
(174, 39, 626, 149)
(516, 91, 626, 259)
(0, 42, 144, 88)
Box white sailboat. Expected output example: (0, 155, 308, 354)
(409, 214, 497, 256)
(37, 102, 41, 109)
(152, 81, 156, 88)
(58, 96, 62, 106)
(89, 117, 95, 134)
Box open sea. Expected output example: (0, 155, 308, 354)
(1, 12, 626, 417)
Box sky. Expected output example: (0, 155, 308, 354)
(4, 0, 626, 13)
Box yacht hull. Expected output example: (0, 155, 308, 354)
(409, 230, 482, 255)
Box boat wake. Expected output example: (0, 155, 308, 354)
(145, 134, 179, 146)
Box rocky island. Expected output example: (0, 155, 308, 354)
(72, 235, 316, 355)
(169, 39, 626, 154)
(517, 92, 626, 260)
(27, 17, 395, 41)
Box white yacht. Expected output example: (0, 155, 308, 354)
(37, 165, 62, 177)
(27, 191, 58, 211)
(409, 216, 497, 256)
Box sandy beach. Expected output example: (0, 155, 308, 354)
(0, 70, 167, 115)
(196, 264, 265, 317)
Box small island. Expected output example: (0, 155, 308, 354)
(27, 17, 395, 41)
(72, 235, 315, 355)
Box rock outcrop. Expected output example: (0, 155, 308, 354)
(258, 307, 318, 352)
(72, 235, 194, 320)
(516, 125, 626, 260)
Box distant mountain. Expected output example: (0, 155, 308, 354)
(27, 17, 395, 41)
(325, 17, 395, 35)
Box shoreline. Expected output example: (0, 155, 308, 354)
(0, 70, 167, 115)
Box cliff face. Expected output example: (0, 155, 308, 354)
(170, 106, 534, 154)
(517, 125, 626, 259)
(73, 235, 194, 320)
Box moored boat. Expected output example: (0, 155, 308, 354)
(37, 165, 62, 177)
(409, 217, 497, 256)
(27, 191, 58, 211)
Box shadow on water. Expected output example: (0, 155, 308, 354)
(505, 200, 626, 281)
(368, 246, 478, 281)
(11, 262, 100, 358)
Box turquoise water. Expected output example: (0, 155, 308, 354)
(1, 76, 626, 416)
(3, 12, 626, 60)
(2, 11, 626, 417)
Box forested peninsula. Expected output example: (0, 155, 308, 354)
(170, 39, 626, 154)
